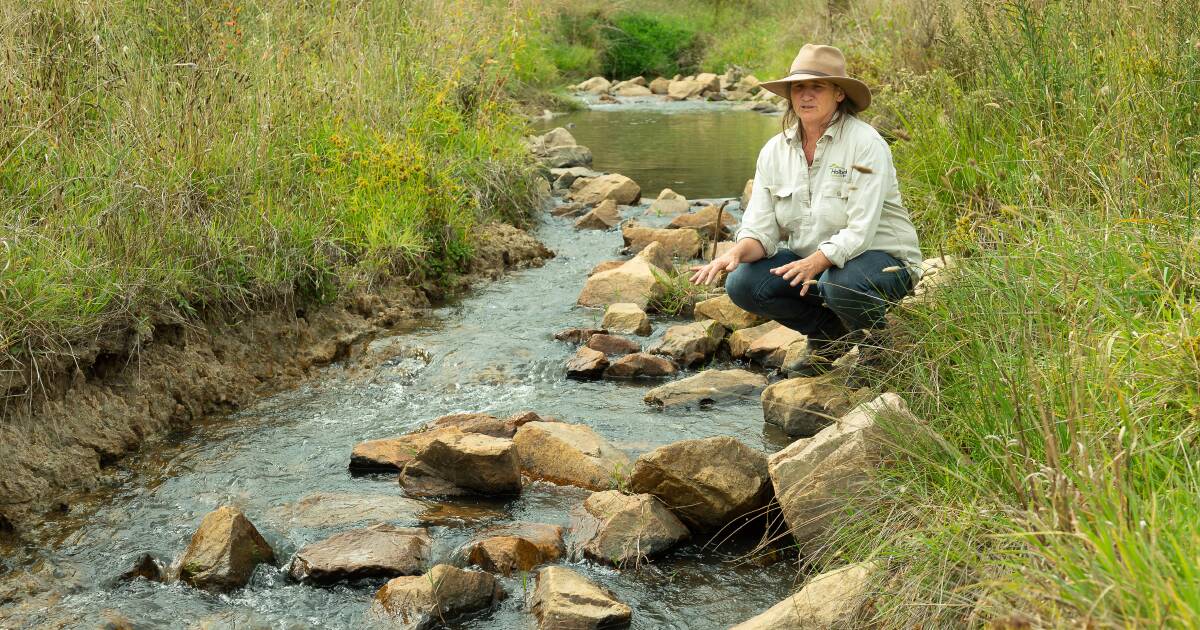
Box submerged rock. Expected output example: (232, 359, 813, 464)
(513, 421, 631, 491)
(566, 346, 610, 380)
(269, 492, 425, 529)
(693, 294, 763, 330)
(585, 334, 640, 357)
(648, 319, 726, 367)
(463, 522, 565, 576)
(576, 490, 688, 567)
(118, 553, 166, 583)
(603, 353, 677, 379)
(642, 369, 766, 409)
(602, 303, 652, 336)
(730, 562, 877, 629)
(761, 375, 866, 437)
(372, 564, 505, 630)
(530, 566, 632, 630)
(568, 174, 641, 206)
(399, 430, 521, 497)
(179, 506, 275, 592)
(289, 524, 431, 584)
(621, 222, 702, 260)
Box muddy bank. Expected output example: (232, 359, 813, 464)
(0, 224, 553, 533)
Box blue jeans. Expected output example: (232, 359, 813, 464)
(725, 249, 913, 341)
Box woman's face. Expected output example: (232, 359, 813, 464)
(790, 80, 845, 127)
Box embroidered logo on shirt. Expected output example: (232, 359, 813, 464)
(829, 163, 848, 178)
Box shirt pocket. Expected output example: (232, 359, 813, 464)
(817, 179, 850, 227)
(766, 183, 809, 231)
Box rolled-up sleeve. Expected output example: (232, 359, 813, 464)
(735, 149, 781, 258)
(817, 138, 891, 267)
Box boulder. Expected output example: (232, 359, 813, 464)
(289, 524, 431, 584)
(530, 566, 632, 630)
(552, 168, 601, 192)
(746, 324, 806, 367)
(566, 346, 610, 380)
(463, 522, 564, 576)
(590, 259, 625, 276)
(761, 376, 865, 437)
(554, 327, 606, 344)
(694, 72, 720, 93)
(728, 320, 779, 359)
(730, 562, 877, 630)
(693, 294, 764, 330)
(372, 564, 504, 629)
(649, 77, 671, 94)
(735, 75, 762, 93)
(903, 255, 956, 305)
(575, 76, 612, 94)
(621, 222, 702, 260)
(179, 506, 275, 592)
(574, 199, 621, 230)
(269, 492, 425, 529)
(666, 203, 737, 235)
(629, 436, 772, 531)
(532, 127, 577, 152)
(603, 353, 678, 379)
(351, 427, 470, 474)
(578, 243, 669, 309)
(576, 490, 688, 566)
(602, 303, 652, 336)
(426, 410, 551, 439)
(647, 319, 726, 367)
(513, 421, 631, 491)
(667, 79, 705, 100)
(725, 89, 752, 101)
(568, 174, 641, 206)
(647, 188, 690, 215)
(643, 369, 766, 409)
(585, 334, 640, 357)
(540, 145, 593, 169)
(399, 430, 521, 497)
(551, 201, 589, 217)
(615, 84, 652, 96)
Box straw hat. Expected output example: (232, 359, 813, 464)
(759, 44, 871, 113)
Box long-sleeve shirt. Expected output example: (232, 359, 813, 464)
(735, 114, 923, 281)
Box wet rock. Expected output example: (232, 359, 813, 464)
(289, 524, 431, 584)
(350, 427, 460, 473)
(666, 203, 737, 235)
(647, 188, 690, 215)
(621, 222, 702, 260)
(566, 346, 609, 380)
(603, 353, 678, 379)
(179, 506, 275, 592)
(574, 76, 612, 94)
(372, 564, 505, 629)
(551, 200, 589, 217)
(270, 492, 425, 529)
(728, 320, 778, 359)
(118, 553, 166, 583)
(643, 369, 766, 409)
(649, 77, 671, 94)
(589, 260, 625, 276)
(647, 319, 726, 367)
(541, 145, 593, 169)
(585, 334, 640, 357)
(463, 522, 564, 575)
(693, 294, 764, 330)
(730, 562, 876, 629)
(761, 375, 865, 438)
(568, 174, 641, 206)
(629, 436, 771, 531)
(746, 324, 806, 367)
(416, 502, 507, 527)
(576, 490, 688, 567)
(577, 243, 670, 309)
(530, 566, 632, 630)
(399, 430, 522, 497)
(513, 421, 631, 491)
(424, 410, 551, 439)
(574, 199, 621, 230)
(602, 303, 652, 336)
(554, 327, 606, 344)
(667, 79, 705, 100)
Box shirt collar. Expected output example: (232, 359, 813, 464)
(784, 113, 846, 146)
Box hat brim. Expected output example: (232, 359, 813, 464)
(759, 73, 872, 113)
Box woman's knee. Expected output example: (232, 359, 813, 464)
(821, 273, 886, 329)
(724, 264, 762, 312)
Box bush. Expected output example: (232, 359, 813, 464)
(600, 12, 703, 78)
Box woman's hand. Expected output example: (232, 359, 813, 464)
(771, 250, 833, 296)
(690, 251, 740, 286)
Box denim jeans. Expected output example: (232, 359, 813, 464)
(725, 249, 913, 341)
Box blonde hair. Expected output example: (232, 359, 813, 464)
(780, 83, 859, 144)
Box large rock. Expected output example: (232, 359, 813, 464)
(629, 436, 771, 531)
(350, 428, 458, 473)
(566, 346, 610, 380)
(647, 188, 690, 215)
(603, 353, 677, 379)
(530, 566, 632, 630)
(540, 145, 593, 169)
(463, 522, 564, 576)
(552, 168, 602, 192)
(554, 327, 606, 344)
(693, 294, 764, 330)
(666, 203, 737, 235)
(574, 199, 621, 230)
(648, 77, 671, 94)
(513, 422, 631, 491)
(568, 173, 641, 206)
(621, 222, 702, 259)
(578, 243, 669, 309)
(694, 72, 720, 93)
(602, 303, 652, 336)
(179, 506, 275, 592)
(575, 76, 612, 94)
(667, 79, 705, 100)
(615, 83, 652, 96)
(585, 334, 640, 357)
(399, 430, 521, 497)
(761, 376, 865, 437)
(426, 410, 551, 439)
(289, 524, 431, 584)
(373, 564, 505, 629)
(643, 369, 766, 409)
(647, 319, 726, 367)
(728, 320, 779, 359)
(576, 490, 688, 567)
(730, 562, 877, 629)
(746, 324, 806, 367)
(735, 75, 762, 93)
(531, 127, 577, 152)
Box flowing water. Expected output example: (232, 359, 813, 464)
(2, 102, 793, 629)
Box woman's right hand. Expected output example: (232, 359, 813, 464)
(689, 251, 741, 286)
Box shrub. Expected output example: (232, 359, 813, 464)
(600, 12, 703, 79)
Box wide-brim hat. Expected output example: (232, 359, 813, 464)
(759, 44, 871, 113)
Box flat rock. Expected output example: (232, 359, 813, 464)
(693, 294, 764, 330)
(269, 492, 424, 529)
(399, 430, 521, 497)
(730, 562, 877, 629)
(350, 427, 463, 473)
(643, 369, 766, 409)
(551, 200, 589, 216)
(372, 564, 505, 629)
(746, 324, 806, 367)
(666, 79, 705, 100)
(179, 506, 275, 592)
(621, 222, 701, 260)
(530, 566, 632, 630)
(603, 353, 677, 379)
(585, 334, 640, 357)
(426, 410, 551, 439)
(647, 320, 726, 368)
(616, 84, 652, 96)
(574, 199, 621, 230)
(728, 321, 779, 359)
(289, 524, 431, 584)
(540, 145, 592, 169)
(578, 243, 669, 308)
(576, 490, 688, 567)
(566, 346, 609, 380)
(761, 376, 866, 437)
(667, 203, 737, 235)
(647, 188, 689, 215)
(602, 303, 652, 336)
(513, 422, 631, 491)
(568, 174, 641, 206)
(554, 327, 606, 344)
(463, 522, 565, 575)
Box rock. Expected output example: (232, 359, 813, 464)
(633, 239, 673, 272)
(463, 522, 565, 576)
(567, 174, 641, 206)
(590, 259, 625, 276)
(705, 91, 727, 102)
(118, 553, 166, 583)
(735, 75, 762, 93)
(666, 203, 737, 235)
(621, 222, 702, 260)
(603, 353, 678, 379)
(513, 422, 631, 491)
(531, 127, 577, 152)
(649, 77, 671, 94)
(761, 376, 865, 438)
(728, 320, 779, 359)
(566, 346, 609, 380)
(725, 89, 752, 101)
(602, 303, 652, 336)
(576, 490, 688, 567)
(702, 239, 736, 262)
(730, 562, 877, 629)
(551, 201, 589, 217)
(643, 369, 767, 409)
(269, 492, 425, 529)
(647, 188, 689, 215)
(694, 72, 720, 93)
(667, 79, 705, 100)
(554, 327, 606, 344)
(585, 334, 640, 357)
(179, 506, 275, 592)
(746, 324, 806, 367)
(598, 93, 619, 104)
(530, 566, 632, 630)
(399, 430, 521, 497)
(541, 145, 593, 168)
(426, 410, 550, 439)
(574, 199, 621, 230)
(350, 427, 460, 473)
(577, 244, 669, 309)
(372, 564, 505, 629)
(289, 524, 431, 584)
(575, 76, 612, 94)
(616, 84, 652, 96)
(647, 319, 726, 367)
(904, 255, 956, 305)
(693, 294, 764, 330)
(629, 436, 771, 531)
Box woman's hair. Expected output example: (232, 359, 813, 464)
(781, 83, 859, 142)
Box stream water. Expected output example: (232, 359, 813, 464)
(2, 102, 791, 629)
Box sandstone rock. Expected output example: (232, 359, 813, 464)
(761, 376, 865, 438)
(179, 506, 275, 592)
(725, 89, 752, 101)
(289, 524, 431, 584)
(603, 353, 678, 379)
(463, 522, 564, 575)
(540, 145, 593, 169)
(602, 303, 652, 336)
(904, 255, 956, 305)
(578, 244, 669, 309)
(350, 427, 461, 473)
(585, 334, 640, 357)
(118, 553, 166, 583)
(552, 168, 601, 192)
(693, 294, 764, 330)
(566, 346, 609, 380)
(702, 239, 736, 262)
(735, 75, 762, 93)
(705, 91, 727, 102)
(728, 320, 779, 359)
(616, 84, 652, 96)
(568, 174, 641, 206)
(643, 369, 766, 409)
(647, 319, 726, 367)
(574, 199, 621, 230)
(551, 201, 589, 217)
(513, 422, 631, 491)
(666, 203, 737, 235)
(730, 562, 877, 629)
(530, 566, 632, 630)
(647, 188, 690, 215)
(270, 492, 425, 529)
(621, 222, 702, 260)
(633, 239, 673, 272)
(746, 324, 806, 367)
(532, 127, 577, 152)
(667, 79, 705, 100)
(649, 77, 671, 94)
(554, 327, 606, 344)
(399, 430, 521, 497)
(694, 72, 720, 93)
(575, 76, 612, 94)
(590, 259, 625, 276)
(373, 564, 504, 629)
(629, 436, 771, 531)
(426, 410, 551, 439)
(577, 490, 688, 566)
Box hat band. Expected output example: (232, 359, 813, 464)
(787, 69, 833, 78)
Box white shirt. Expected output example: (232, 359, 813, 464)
(736, 115, 923, 280)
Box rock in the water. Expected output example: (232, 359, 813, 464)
(530, 566, 632, 630)
(574, 199, 621, 230)
(666, 79, 705, 100)
(351, 426, 474, 474)
(576, 490, 688, 567)
(554, 327, 606, 344)
(629, 436, 771, 531)
(551, 200, 589, 216)
(531, 127, 577, 152)
(649, 77, 671, 94)
(590, 260, 625, 276)
(735, 75, 762, 93)
(269, 492, 425, 529)
(693, 294, 764, 330)
(566, 346, 610, 380)
(694, 72, 720, 93)
(603, 353, 677, 379)
(728, 320, 779, 359)
(568, 174, 641, 206)
(574, 76, 612, 94)
(761, 376, 865, 437)
(373, 564, 505, 629)
(289, 524, 431, 584)
(513, 422, 632, 491)
(425, 410, 551, 439)
(586, 334, 640, 357)
(621, 222, 702, 260)
(616, 83, 652, 96)
(463, 522, 564, 576)
(399, 430, 521, 497)
(578, 243, 669, 309)
(647, 319, 726, 367)
(179, 506, 275, 592)
(666, 203, 737, 235)
(643, 369, 766, 409)
(540, 145, 593, 169)
(647, 188, 689, 215)
(730, 562, 876, 629)
(602, 303, 652, 336)
(746, 324, 806, 367)
(118, 553, 166, 583)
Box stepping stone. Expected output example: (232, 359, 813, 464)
(399, 430, 521, 497)
(462, 522, 565, 576)
(289, 524, 431, 584)
(761, 375, 867, 437)
(513, 422, 631, 491)
(603, 353, 677, 379)
(602, 303, 652, 336)
(621, 222, 702, 260)
(372, 564, 505, 628)
(585, 334, 640, 357)
(575, 490, 688, 567)
(530, 566, 632, 629)
(643, 369, 766, 409)
(578, 242, 670, 309)
(566, 346, 609, 380)
(647, 319, 726, 367)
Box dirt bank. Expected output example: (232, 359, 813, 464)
(0, 223, 553, 534)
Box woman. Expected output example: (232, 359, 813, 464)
(691, 44, 922, 370)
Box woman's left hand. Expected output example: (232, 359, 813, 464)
(770, 251, 833, 296)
